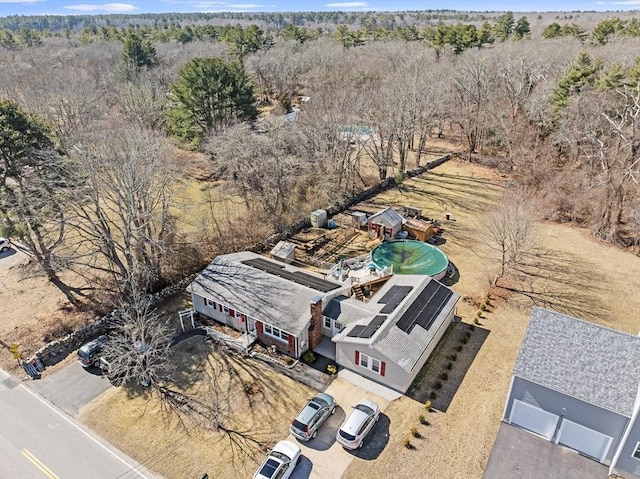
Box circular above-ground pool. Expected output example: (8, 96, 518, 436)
(371, 240, 449, 279)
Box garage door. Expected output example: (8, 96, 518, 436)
(556, 419, 613, 462)
(509, 400, 559, 439)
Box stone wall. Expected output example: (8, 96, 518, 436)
(32, 273, 200, 367)
(31, 152, 459, 368)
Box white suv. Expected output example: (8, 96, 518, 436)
(0, 237, 11, 252)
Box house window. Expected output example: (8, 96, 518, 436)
(356, 351, 385, 376)
(360, 354, 368, 368)
(371, 357, 381, 374)
(359, 353, 380, 373)
(324, 317, 332, 329)
(264, 324, 289, 342)
(205, 298, 214, 308)
(335, 321, 344, 331)
(223, 306, 229, 314)
(633, 442, 640, 461)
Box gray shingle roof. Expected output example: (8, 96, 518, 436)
(373, 280, 459, 372)
(189, 252, 346, 336)
(331, 275, 460, 372)
(514, 307, 640, 417)
(322, 295, 367, 324)
(368, 207, 404, 228)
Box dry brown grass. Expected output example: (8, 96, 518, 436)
(80, 336, 314, 479)
(8, 154, 640, 479)
(343, 158, 640, 479)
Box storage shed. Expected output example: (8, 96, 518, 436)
(404, 218, 434, 242)
(351, 212, 368, 229)
(367, 207, 404, 241)
(270, 241, 296, 263)
(310, 209, 327, 228)
(402, 206, 422, 219)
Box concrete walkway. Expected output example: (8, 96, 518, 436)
(314, 337, 336, 360)
(337, 369, 403, 402)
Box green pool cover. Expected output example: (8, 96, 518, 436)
(371, 240, 449, 276)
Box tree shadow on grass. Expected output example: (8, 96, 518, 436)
(406, 321, 489, 413)
(494, 247, 609, 323)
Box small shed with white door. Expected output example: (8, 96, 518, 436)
(502, 308, 640, 477)
(367, 207, 404, 241)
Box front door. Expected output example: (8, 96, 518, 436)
(323, 317, 344, 336)
(323, 317, 333, 336)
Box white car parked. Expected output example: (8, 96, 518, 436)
(0, 237, 11, 252)
(253, 440, 301, 479)
(336, 399, 380, 450)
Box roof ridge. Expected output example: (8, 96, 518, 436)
(531, 306, 639, 340)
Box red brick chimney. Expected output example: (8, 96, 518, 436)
(309, 296, 324, 349)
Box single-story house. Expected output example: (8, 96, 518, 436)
(188, 251, 350, 358)
(367, 207, 404, 241)
(328, 275, 460, 393)
(502, 307, 640, 478)
(189, 252, 460, 394)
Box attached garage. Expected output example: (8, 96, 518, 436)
(556, 420, 613, 463)
(509, 400, 559, 440)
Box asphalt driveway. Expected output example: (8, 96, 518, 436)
(483, 423, 609, 479)
(29, 361, 112, 417)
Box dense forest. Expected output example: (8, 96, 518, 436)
(1, 10, 639, 306)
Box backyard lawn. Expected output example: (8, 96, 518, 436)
(80, 157, 640, 479)
(343, 158, 640, 478)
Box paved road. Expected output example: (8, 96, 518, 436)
(0, 368, 161, 479)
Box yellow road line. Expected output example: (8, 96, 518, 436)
(21, 448, 60, 479)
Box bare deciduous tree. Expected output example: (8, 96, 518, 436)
(67, 127, 179, 295)
(480, 190, 537, 284)
(101, 288, 174, 387)
(206, 120, 307, 231)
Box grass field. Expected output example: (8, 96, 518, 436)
(17, 155, 640, 479)
(342, 158, 640, 479)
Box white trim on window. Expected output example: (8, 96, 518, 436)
(324, 317, 332, 328)
(358, 353, 381, 375)
(632, 442, 640, 461)
(264, 324, 289, 342)
(223, 306, 229, 314)
(205, 298, 215, 308)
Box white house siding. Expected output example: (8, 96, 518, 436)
(191, 292, 245, 331)
(334, 296, 456, 393)
(505, 377, 629, 465)
(336, 342, 406, 392)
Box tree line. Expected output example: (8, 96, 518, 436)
(2, 12, 640, 51)
(1, 19, 639, 312)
